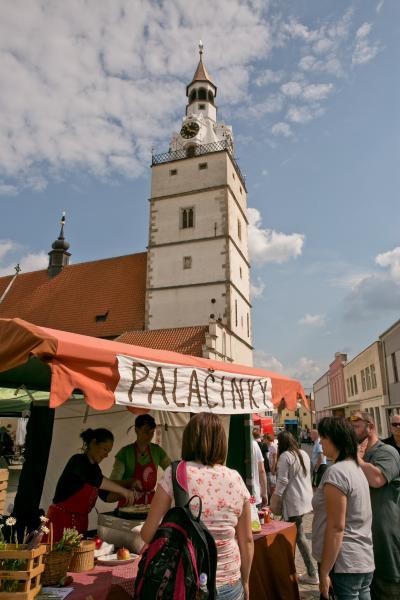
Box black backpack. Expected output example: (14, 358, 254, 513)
(133, 461, 217, 599)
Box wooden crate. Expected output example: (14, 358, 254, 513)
(0, 544, 46, 599)
(0, 470, 8, 514)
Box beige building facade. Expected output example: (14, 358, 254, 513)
(343, 341, 388, 437)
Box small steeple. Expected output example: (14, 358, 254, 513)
(48, 211, 71, 278)
(186, 42, 217, 98)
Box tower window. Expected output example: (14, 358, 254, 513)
(186, 145, 196, 158)
(208, 91, 214, 104)
(169, 169, 177, 176)
(198, 88, 207, 100)
(190, 90, 196, 103)
(235, 300, 238, 327)
(247, 313, 250, 337)
(199, 162, 208, 170)
(180, 207, 194, 229)
(198, 104, 206, 110)
(239, 267, 242, 279)
(183, 256, 192, 269)
(237, 219, 241, 240)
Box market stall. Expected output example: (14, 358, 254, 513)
(0, 317, 305, 597)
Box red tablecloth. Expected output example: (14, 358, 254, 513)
(67, 560, 138, 600)
(250, 520, 300, 600)
(67, 520, 299, 600)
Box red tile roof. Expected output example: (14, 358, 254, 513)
(0, 253, 147, 338)
(116, 326, 209, 357)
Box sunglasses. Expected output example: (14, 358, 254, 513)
(391, 422, 400, 428)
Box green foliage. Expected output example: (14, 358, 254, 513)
(53, 528, 83, 552)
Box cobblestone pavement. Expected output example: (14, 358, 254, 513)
(295, 512, 320, 600)
(296, 444, 319, 600)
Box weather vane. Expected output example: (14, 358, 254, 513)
(199, 40, 203, 56)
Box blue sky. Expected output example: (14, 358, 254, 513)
(1, 0, 399, 391)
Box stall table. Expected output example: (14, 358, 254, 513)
(66, 520, 299, 600)
(250, 520, 300, 600)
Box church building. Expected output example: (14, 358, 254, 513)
(0, 46, 253, 367)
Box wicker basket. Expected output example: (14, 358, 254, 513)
(41, 549, 72, 586)
(68, 540, 95, 573)
(41, 524, 72, 587)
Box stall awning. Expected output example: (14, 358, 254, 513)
(0, 318, 306, 413)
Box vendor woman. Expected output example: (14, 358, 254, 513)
(48, 428, 135, 541)
(105, 414, 171, 506)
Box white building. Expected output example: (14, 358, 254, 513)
(146, 44, 253, 365)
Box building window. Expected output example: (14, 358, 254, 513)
(199, 162, 208, 170)
(353, 374, 358, 395)
(247, 313, 250, 337)
(240, 186, 243, 194)
(350, 377, 354, 396)
(237, 219, 241, 240)
(198, 103, 206, 110)
(346, 379, 351, 397)
(232, 172, 235, 180)
(365, 366, 371, 390)
(208, 90, 214, 103)
(235, 300, 238, 327)
(183, 256, 192, 269)
(392, 353, 399, 383)
(198, 88, 207, 100)
(374, 407, 382, 435)
(170, 169, 177, 176)
(361, 369, 366, 392)
(190, 90, 196, 103)
(95, 311, 108, 322)
(239, 267, 242, 279)
(180, 207, 194, 229)
(370, 364, 377, 388)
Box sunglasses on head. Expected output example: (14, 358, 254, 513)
(391, 422, 400, 428)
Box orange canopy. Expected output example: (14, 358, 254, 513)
(0, 318, 306, 412)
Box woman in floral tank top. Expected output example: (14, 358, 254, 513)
(141, 412, 253, 600)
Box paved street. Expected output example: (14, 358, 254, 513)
(296, 512, 320, 600)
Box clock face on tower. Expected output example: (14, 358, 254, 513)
(180, 121, 200, 139)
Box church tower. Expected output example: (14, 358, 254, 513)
(146, 44, 252, 365)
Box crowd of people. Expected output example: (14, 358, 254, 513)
(47, 410, 400, 600)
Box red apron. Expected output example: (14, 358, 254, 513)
(47, 483, 98, 542)
(119, 443, 157, 507)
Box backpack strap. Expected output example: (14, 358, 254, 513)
(172, 460, 190, 507)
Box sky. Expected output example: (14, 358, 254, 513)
(0, 0, 399, 392)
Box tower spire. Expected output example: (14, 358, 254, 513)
(48, 211, 71, 278)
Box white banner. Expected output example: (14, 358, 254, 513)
(115, 354, 272, 414)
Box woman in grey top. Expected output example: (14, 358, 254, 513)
(312, 417, 374, 600)
(270, 431, 317, 585)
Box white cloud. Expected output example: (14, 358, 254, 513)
(248, 207, 305, 265)
(376, 0, 385, 14)
(287, 105, 324, 124)
(352, 23, 380, 65)
(343, 247, 400, 320)
(250, 277, 266, 299)
(255, 69, 284, 87)
(0, 184, 18, 197)
(271, 122, 293, 137)
(299, 54, 343, 77)
(281, 81, 302, 97)
(254, 350, 284, 373)
(0, 239, 47, 276)
(254, 350, 323, 388)
(298, 313, 325, 327)
(375, 246, 400, 282)
(248, 93, 284, 118)
(288, 357, 323, 388)
(302, 83, 333, 101)
(0, 0, 273, 191)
